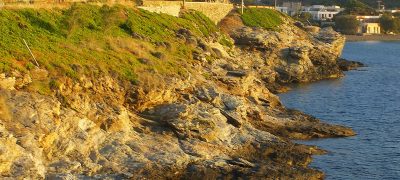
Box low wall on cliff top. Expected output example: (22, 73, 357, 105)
(140, 1, 234, 24)
(139, 5, 181, 17)
(0, 0, 137, 9)
(139, 1, 182, 17)
(0, 0, 233, 24)
(185, 2, 233, 24)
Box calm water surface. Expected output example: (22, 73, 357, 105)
(279, 41, 400, 180)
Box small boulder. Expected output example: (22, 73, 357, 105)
(227, 70, 247, 77)
(304, 26, 320, 33)
(338, 58, 365, 71)
(294, 21, 304, 28)
(0, 74, 15, 90)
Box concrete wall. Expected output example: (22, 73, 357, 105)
(141, 1, 234, 24)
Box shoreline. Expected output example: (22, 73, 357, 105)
(0, 7, 357, 178)
(345, 34, 400, 42)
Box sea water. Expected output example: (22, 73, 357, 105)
(279, 41, 400, 180)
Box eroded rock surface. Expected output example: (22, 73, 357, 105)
(0, 14, 357, 179)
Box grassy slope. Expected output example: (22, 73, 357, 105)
(240, 8, 283, 30)
(0, 4, 218, 93)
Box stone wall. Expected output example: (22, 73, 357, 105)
(0, 0, 136, 8)
(1, 0, 233, 24)
(139, 1, 182, 17)
(185, 2, 234, 24)
(142, 0, 182, 6)
(141, 1, 234, 24)
(138, 5, 181, 17)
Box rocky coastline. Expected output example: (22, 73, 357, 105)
(0, 8, 361, 179)
(345, 34, 400, 42)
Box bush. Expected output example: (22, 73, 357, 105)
(335, 15, 360, 35)
(380, 14, 400, 33)
(219, 35, 234, 48)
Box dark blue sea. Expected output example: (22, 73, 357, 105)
(279, 41, 400, 180)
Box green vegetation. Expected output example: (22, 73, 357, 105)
(0, 4, 219, 93)
(340, 0, 377, 15)
(240, 8, 283, 31)
(380, 14, 400, 33)
(334, 15, 360, 34)
(218, 34, 234, 48)
(293, 12, 315, 25)
(394, 12, 400, 18)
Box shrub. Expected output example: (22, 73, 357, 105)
(219, 35, 234, 48)
(335, 15, 360, 35)
(380, 14, 400, 33)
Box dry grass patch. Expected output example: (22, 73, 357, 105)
(0, 95, 11, 121)
(218, 12, 245, 35)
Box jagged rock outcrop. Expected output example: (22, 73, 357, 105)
(0, 10, 359, 180)
(232, 23, 346, 85)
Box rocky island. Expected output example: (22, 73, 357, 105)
(0, 5, 357, 179)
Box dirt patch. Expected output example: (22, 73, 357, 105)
(218, 11, 245, 35)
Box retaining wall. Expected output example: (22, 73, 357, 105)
(185, 2, 233, 24)
(141, 1, 234, 24)
(138, 5, 181, 17)
(1, 0, 234, 24)
(0, 0, 136, 9)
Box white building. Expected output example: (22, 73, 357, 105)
(356, 15, 382, 23)
(361, 23, 381, 34)
(378, 9, 400, 13)
(280, 2, 302, 16)
(302, 5, 344, 21)
(276, 6, 288, 14)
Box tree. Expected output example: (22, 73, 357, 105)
(380, 14, 400, 34)
(299, 12, 312, 21)
(338, 0, 378, 16)
(394, 12, 400, 18)
(335, 15, 360, 34)
(380, 14, 396, 33)
(294, 12, 313, 25)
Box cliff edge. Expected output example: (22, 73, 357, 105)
(0, 5, 354, 179)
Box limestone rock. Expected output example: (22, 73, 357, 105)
(338, 58, 365, 71)
(0, 74, 15, 90)
(0, 12, 357, 179)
